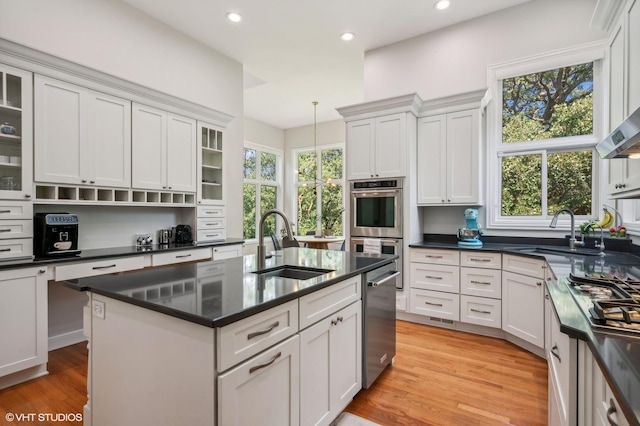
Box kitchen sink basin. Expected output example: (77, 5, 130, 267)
(517, 246, 602, 257)
(252, 265, 335, 280)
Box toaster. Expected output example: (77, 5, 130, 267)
(34, 213, 81, 258)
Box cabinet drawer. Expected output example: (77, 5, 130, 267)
(0, 201, 33, 220)
(0, 238, 32, 260)
(151, 248, 211, 266)
(212, 244, 243, 260)
(197, 205, 225, 218)
(409, 288, 460, 321)
(410, 262, 459, 293)
(197, 229, 226, 243)
(299, 275, 361, 329)
(0, 219, 33, 239)
(54, 256, 145, 281)
(216, 299, 298, 372)
(196, 217, 225, 230)
(460, 295, 501, 328)
(460, 267, 501, 298)
(196, 261, 226, 277)
(410, 248, 459, 266)
(502, 254, 545, 279)
(460, 251, 501, 269)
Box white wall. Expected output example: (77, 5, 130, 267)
(0, 0, 245, 241)
(363, 0, 608, 237)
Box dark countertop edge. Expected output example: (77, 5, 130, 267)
(0, 238, 245, 271)
(64, 254, 397, 329)
(411, 239, 639, 425)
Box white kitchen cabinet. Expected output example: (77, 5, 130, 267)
(0, 64, 33, 200)
(197, 121, 224, 204)
(218, 335, 300, 426)
(502, 269, 545, 348)
(0, 267, 47, 379)
(606, 0, 640, 198)
(131, 103, 197, 192)
(34, 75, 131, 188)
(346, 113, 408, 179)
(300, 301, 362, 426)
(417, 109, 480, 205)
(0, 200, 33, 260)
(409, 248, 460, 320)
(196, 204, 227, 244)
(212, 243, 243, 260)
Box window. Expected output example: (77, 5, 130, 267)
(243, 144, 282, 240)
(487, 46, 605, 229)
(295, 146, 344, 236)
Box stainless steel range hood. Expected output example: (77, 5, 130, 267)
(596, 106, 640, 159)
(596, 108, 640, 158)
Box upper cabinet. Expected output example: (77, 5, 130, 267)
(197, 121, 224, 204)
(34, 75, 131, 188)
(0, 64, 32, 200)
(604, 0, 640, 198)
(131, 103, 197, 193)
(346, 113, 407, 180)
(417, 109, 480, 205)
(337, 93, 420, 181)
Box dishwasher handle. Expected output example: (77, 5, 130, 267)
(368, 271, 400, 287)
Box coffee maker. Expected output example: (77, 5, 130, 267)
(457, 208, 483, 248)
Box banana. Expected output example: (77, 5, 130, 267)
(594, 208, 614, 229)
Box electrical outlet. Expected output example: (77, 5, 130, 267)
(135, 233, 153, 245)
(92, 300, 105, 319)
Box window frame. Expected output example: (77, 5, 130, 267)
(485, 42, 607, 230)
(242, 142, 283, 242)
(292, 143, 345, 236)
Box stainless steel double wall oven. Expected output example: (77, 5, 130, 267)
(349, 178, 403, 289)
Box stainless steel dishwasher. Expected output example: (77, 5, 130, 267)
(363, 261, 399, 388)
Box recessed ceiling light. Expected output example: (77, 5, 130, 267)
(340, 32, 355, 41)
(226, 12, 242, 22)
(434, 0, 451, 10)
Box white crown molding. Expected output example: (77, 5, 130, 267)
(0, 38, 234, 126)
(590, 0, 626, 32)
(335, 93, 422, 121)
(418, 89, 487, 116)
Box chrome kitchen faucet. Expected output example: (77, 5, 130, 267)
(549, 208, 585, 252)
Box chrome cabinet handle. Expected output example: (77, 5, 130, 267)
(424, 301, 443, 307)
(425, 255, 443, 259)
(247, 321, 280, 340)
(369, 271, 400, 287)
(0, 229, 12, 232)
(0, 210, 11, 213)
(606, 399, 619, 426)
(176, 254, 192, 258)
(424, 275, 443, 280)
(470, 258, 491, 262)
(92, 264, 116, 270)
(470, 308, 491, 314)
(249, 351, 281, 374)
(0, 248, 11, 252)
(550, 344, 561, 362)
(470, 280, 491, 285)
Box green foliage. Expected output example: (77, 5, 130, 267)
(243, 184, 256, 239)
(501, 155, 542, 216)
(547, 151, 592, 215)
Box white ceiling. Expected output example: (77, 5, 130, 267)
(121, 0, 532, 129)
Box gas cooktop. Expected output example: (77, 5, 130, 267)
(568, 273, 640, 336)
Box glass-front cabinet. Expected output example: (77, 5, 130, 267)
(0, 64, 32, 200)
(197, 121, 224, 204)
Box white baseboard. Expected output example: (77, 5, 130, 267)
(0, 364, 48, 390)
(49, 329, 87, 351)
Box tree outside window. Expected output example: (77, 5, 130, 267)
(498, 61, 597, 220)
(296, 147, 344, 236)
(243, 146, 280, 239)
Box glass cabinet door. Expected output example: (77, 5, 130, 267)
(197, 121, 223, 203)
(0, 64, 33, 200)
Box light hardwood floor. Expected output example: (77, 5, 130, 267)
(0, 321, 547, 425)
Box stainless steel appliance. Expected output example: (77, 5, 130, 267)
(351, 238, 403, 289)
(174, 225, 193, 244)
(158, 229, 173, 245)
(350, 179, 402, 239)
(34, 212, 81, 258)
(596, 104, 640, 158)
(568, 273, 640, 335)
(363, 261, 399, 388)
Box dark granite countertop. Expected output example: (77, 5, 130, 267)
(0, 238, 245, 270)
(410, 237, 640, 425)
(63, 248, 396, 328)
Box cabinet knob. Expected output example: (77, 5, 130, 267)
(447, 199, 451, 202)
(81, 179, 87, 183)
(24, 194, 31, 198)
(536, 281, 542, 286)
(39, 269, 46, 274)
(90, 180, 95, 184)
(441, 199, 445, 203)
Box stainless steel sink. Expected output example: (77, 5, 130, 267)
(516, 246, 602, 257)
(252, 265, 334, 280)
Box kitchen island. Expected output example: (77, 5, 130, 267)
(63, 248, 396, 426)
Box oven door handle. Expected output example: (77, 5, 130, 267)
(352, 239, 400, 245)
(368, 271, 400, 287)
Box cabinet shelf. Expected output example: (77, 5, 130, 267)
(34, 184, 196, 207)
(0, 134, 21, 142)
(202, 164, 221, 170)
(0, 162, 20, 168)
(0, 105, 21, 116)
(202, 147, 222, 154)
(202, 182, 221, 187)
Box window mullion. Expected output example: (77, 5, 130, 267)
(541, 151, 548, 218)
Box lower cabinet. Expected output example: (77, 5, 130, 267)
(0, 267, 48, 379)
(300, 300, 362, 426)
(212, 243, 243, 260)
(218, 335, 300, 426)
(502, 270, 545, 348)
